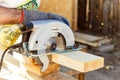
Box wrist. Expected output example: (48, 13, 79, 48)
(19, 10, 24, 23)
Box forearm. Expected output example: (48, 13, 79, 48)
(0, 6, 21, 24)
(0, 6, 69, 26)
(0, 6, 48, 25)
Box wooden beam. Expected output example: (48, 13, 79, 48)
(86, 0, 89, 22)
(0, 47, 104, 79)
(0, 52, 60, 78)
(60, 66, 85, 80)
(52, 51, 104, 73)
(72, 0, 78, 31)
(75, 37, 100, 47)
(74, 32, 111, 47)
(74, 32, 103, 42)
(42, 71, 76, 80)
(78, 73, 85, 80)
(39, 0, 73, 26)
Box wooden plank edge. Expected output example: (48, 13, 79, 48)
(74, 32, 104, 42)
(75, 38, 101, 47)
(52, 51, 104, 73)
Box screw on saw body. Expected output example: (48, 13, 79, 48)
(73, 43, 79, 49)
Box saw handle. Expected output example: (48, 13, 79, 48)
(19, 22, 33, 33)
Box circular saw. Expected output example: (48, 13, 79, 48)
(0, 20, 75, 72)
(27, 20, 75, 72)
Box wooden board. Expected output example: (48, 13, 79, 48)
(74, 32, 111, 47)
(52, 51, 104, 73)
(75, 37, 101, 47)
(0, 66, 76, 80)
(74, 32, 103, 42)
(72, 0, 78, 31)
(0, 48, 103, 79)
(39, 0, 73, 27)
(0, 51, 60, 80)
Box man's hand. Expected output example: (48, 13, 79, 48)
(24, 10, 70, 26)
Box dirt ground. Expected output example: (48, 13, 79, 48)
(85, 50, 120, 80)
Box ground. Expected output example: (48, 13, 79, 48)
(85, 50, 120, 80)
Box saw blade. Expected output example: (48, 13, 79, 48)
(34, 34, 65, 72)
(46, 34, 66, 52)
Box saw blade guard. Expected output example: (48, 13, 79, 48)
(28, 20, 75, 51)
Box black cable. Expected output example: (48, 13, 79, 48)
(0, 46, 11, 71)
(0, 23, 33, 71)
(0, 43, 22, 71)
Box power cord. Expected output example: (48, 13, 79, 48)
(0, 46, 11, 71)
(0, 43, 22, 71)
